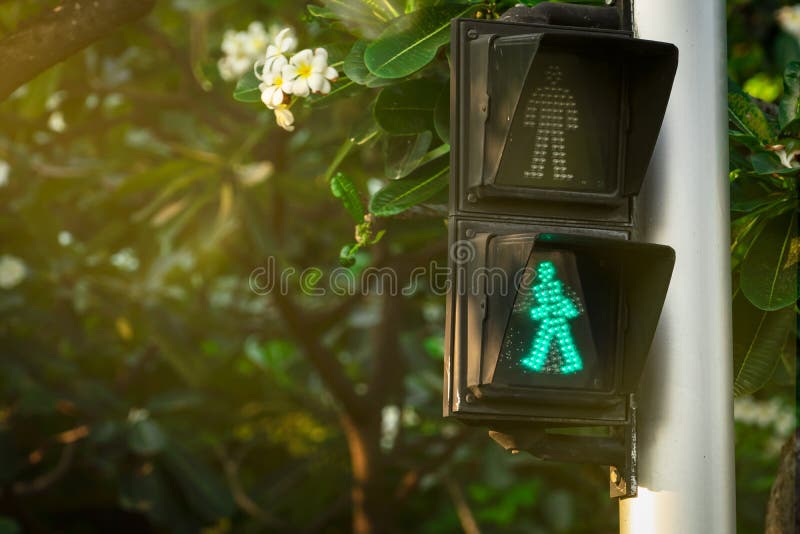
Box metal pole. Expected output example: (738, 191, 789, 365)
(620, 1, 735, 532)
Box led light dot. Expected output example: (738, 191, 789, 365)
(520, 261, 585, 375)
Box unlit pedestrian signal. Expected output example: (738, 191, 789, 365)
(523, 66, 580, 184)
(445, 1, 678, 499)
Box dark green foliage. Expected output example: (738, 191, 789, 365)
(729, 59, 799, 396)
(363, 4, 482, 79)
(370, 155, 449, 216)
(330, 172, 365, 221)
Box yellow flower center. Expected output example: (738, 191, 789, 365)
(297, 63, 312, 79)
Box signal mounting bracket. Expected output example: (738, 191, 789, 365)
(487, 395, 639, 499)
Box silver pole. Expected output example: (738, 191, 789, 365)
(620, 1, 735, 532)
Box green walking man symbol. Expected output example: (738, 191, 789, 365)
(520, 261, 584, 374)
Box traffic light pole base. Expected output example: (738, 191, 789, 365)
(488, 395, 638, 499)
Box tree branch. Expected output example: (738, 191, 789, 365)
(0, 0, 156, 101)
(366, 239, 446, 406)
(272, 289, 366, 420)
(765, 431, 798, 534)
(394, 430, 466, 500)
(445, 476, 481, 534)
(11, 442, 76, 496)
(214, 445, 287, 530)
(366, 291, 404, 407)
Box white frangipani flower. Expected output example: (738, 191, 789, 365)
(220, 30, 239, 56)
(219, 31, 253, 81)
(110, 248, 140, 272)
(48, 111, 66, 132)
(254, 26, 299, 109)
(235, 161, 274, 187)
(274, 107, 295, 132)
(237, 26, 337, 132)
(242, 22, 268, 57)
(58, 231, 74, 246)
(283, 48, 338, 97)
(259, 52, 287, 80)
(0, 160, 9, 187)
(254, 27, 296, 84)
(380, 405, 400, 450)
(0, 255, 26, 289)
(218, 22, 271, 81)
(258, 62, 292, 109)
(273, 26, 297, 51)
(262, 27, 297, 73)
(777, 6, 800, 40)
(776, 147, 800, 169)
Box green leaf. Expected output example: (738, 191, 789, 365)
(113, 160, 198, 199)
(775, 31, 800, 73)
(307, 4, 337, 19)
(780, 117, 800, 138)
(233, 70, 261, 103)
(779, 62, 800, 131)
(384, 131, 433, 179)
(779, 137, 800, 154)
(173, 0, 236, 12)
(344, 40, 395, 88)
(128, 419, 167, 456)
(146, 391, 204, 413)
(731, 189, 787, 213)
(162, 444, 235, 521)
(371, 229, 386, 244)
(15, 63, 64, 119)
(731, 214, 768, 272)
(780, 326, 798, 380)
(434, 83, 450, 144)
(374, 78, 443, 134)
(732, 294, 795, 397)
(369, 156, 448, 216)
(316, 41, 353, 64)
(330, 172, 365, 221)
(321, 0, 403, 39)
(364, 4, 478, 79)
(305, 79, 360, 108)
(90, 421, 121, 444)
(749, 152, 799, 175)
(730, 174, 770, 212)
(728, 78, 775, 143)
(741, 211, 798, 310)
(339, 244, 359, 267)
(244, 338, 298, 386)
(729, 130, 763, 152)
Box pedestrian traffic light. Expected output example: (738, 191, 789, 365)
(443, 2, 678, 498)
(445, 232, 673, 423)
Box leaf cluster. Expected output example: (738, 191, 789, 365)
(728, 63, 799, 397)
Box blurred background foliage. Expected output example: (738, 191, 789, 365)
(0, 0, 795, 533)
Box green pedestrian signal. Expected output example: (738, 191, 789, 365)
(522, 261, 584, 375)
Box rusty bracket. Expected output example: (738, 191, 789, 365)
(489, 395, 638, 499)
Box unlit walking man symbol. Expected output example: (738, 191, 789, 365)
(523, 65, 580, 182)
